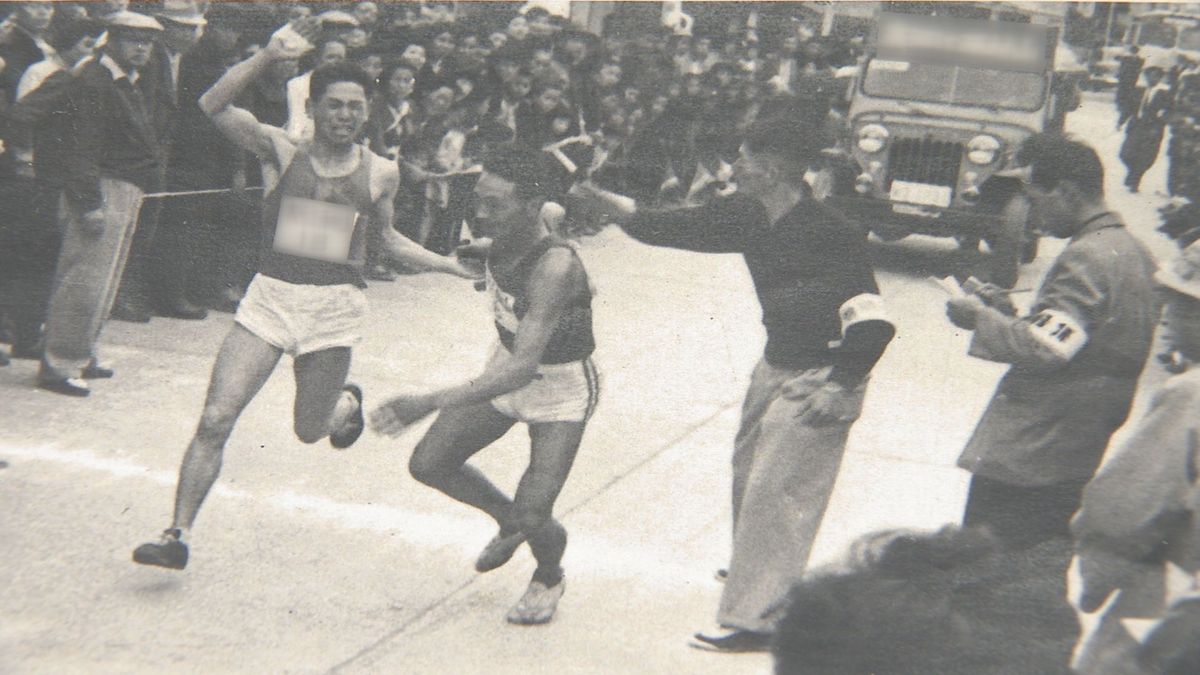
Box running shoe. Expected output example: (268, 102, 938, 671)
(132, 528, 188, 569)
(475, 530, 526, 572)
(330, 384, 364, 449)
(505, 577, 565, 625)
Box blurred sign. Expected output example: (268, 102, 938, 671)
(876, 13, 1054, 72)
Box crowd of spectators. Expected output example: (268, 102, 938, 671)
(0, 0, 862, 362)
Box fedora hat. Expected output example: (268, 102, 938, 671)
(156, 0, 207, 27)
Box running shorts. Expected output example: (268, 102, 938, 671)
(235, 273, 368, 356)
(487, 343, 600, 424)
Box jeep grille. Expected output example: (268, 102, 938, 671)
(886, 137, 964, 189)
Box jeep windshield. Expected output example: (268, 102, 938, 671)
(862, 58, 1046, 111)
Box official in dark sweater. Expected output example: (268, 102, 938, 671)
(579, 112, 895, 651)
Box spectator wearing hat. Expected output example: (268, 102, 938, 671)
(38, 11, 167, 396)
(1071, 238, 1200, 675)
(151, 2, 258, 321)
(103, 0, 207, 322)
(1121, 57, 1173, 193)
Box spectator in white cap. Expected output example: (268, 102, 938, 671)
(152, 0, 206, 104)
(37, 10, 167, 395)
(1071, 239, 1200, 675)
(108, 0, 208, 322)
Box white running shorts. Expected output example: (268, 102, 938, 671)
(487, 343, 600, 424)
(235, 274, 368, 356)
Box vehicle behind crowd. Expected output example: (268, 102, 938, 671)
(831, 1, 1071, 287)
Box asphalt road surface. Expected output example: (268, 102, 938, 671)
(0, 93, 1180, 674)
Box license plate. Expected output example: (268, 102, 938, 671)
(892, 203, 941, 218)
(890, 180, 952, 208)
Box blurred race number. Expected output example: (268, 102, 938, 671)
(876, 12, 1053, 73)
(1026, 309, 1087, 360)
(273, 196, 358, 263)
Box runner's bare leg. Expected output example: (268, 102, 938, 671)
(292, 346, 353, 443)
(408, 402, 519, 527)
(173, 324, 281, 530)
(515, 421, 585, 584)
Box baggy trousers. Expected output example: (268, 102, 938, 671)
(718, 359, 855, 633)
(41, 179, 145, 379)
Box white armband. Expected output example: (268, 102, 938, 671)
(1026, 309, 1088, 361)
(830, 293, 890, 348)
(839, 293, 889, 335)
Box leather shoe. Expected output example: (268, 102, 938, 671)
(111, 304, 152, 323)
(37, 376, 90, 397)
(689, 628, 772, 653)
(82, 360, 114, 379)
(158, 300, 208, 321)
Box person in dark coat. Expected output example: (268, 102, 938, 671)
(0, 2, 57, 106)
(1116, 45, 1144, 129)
(0, 15, 104, 362)
(1121, 62, 1173, 193)
(37, 11, 168, 396)
(108, 0, 206, 322)
(150, 3, 253, 320)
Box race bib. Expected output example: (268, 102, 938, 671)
(273, 196, 358, 263)
(1026, 309, 1088, 360)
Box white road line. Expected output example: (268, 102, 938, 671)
(2, 443, 719, 590)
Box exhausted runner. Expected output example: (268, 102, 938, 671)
(133, 20, 474, 570)
(371, 145, 598, 625)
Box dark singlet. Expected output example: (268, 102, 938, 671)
(486, 237, 595, 365)
(259, 145, 374, 288)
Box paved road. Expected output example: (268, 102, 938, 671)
(0, 94, 1178, 674)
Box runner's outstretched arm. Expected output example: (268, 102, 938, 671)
(371, 249, 583, 434)
(575, 182, 753, 253)
(371, 165, 481, 279)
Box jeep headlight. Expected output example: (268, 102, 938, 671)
(857, 124, 889, 154)
(967, 135, 1001, 165)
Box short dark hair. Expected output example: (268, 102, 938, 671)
(1016, 133, 1104, 199)
(773, 527, 1079, 674)
(47, 17, 103, 53)
(481, 144, 554, 201)
(310, 62, 375, 102)
(743, 108, 831, 178)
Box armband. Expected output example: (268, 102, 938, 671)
(1026, 309, 1088, 360)
(830, 293, 890, 349)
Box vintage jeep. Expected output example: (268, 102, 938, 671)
(829, 6, 1066, 287)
